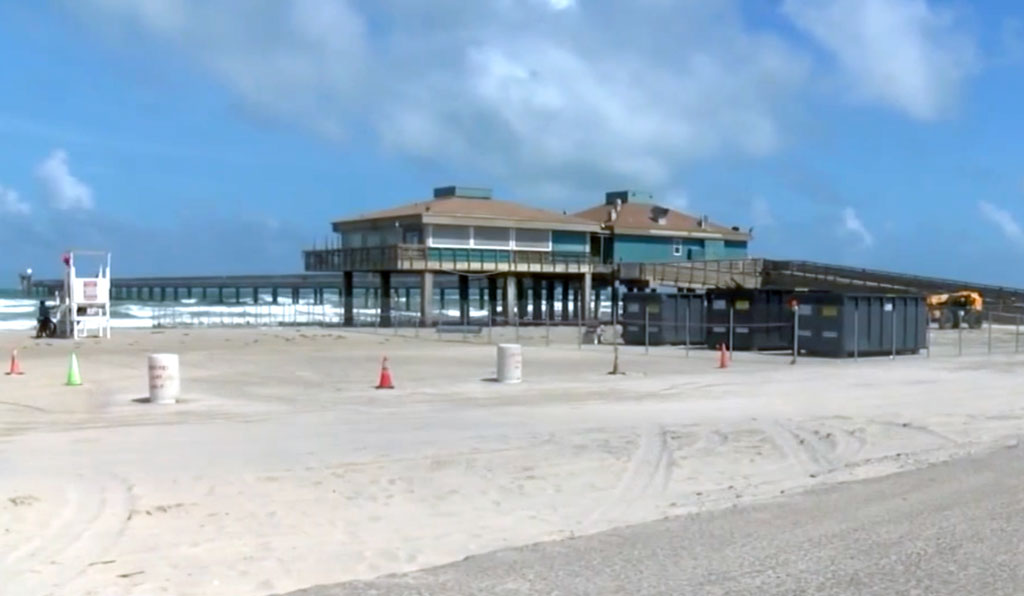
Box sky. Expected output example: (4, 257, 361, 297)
(1, 0, 1024, 283)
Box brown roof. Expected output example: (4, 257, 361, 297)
(573, 202, 748, 238)
(335, 197, 598, 228)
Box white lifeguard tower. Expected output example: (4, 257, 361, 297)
(60, 250, 112, 339)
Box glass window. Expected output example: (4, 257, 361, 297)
(473, 226, 512, 248)
(430, 225, 471, 247)
(672, 239, 684, 256)
(513, 228, 551, 250)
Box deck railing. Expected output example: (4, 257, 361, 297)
(302, 244, 595, 273)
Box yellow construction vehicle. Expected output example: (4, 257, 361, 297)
(927, 291, 983, 329)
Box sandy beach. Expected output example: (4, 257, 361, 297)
(1, 326, 1022, 595)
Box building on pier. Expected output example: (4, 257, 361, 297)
(302, 185, 751, 327)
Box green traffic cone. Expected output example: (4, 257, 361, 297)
(66, 353, 82, 386)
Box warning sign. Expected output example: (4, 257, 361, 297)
(83, 280, 98, 302)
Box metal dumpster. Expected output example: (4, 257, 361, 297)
(705, 289, 803, 351)
(622, 292, 706, 346)
(795, 293, 927, 357)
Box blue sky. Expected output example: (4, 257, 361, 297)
(1, 1, 1023, 283)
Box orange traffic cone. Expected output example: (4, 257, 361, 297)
(717, 343, 729, 369)
(376, 356, 394, 389)
(5, 349, 24, 376)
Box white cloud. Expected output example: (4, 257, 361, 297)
(978, 200, 1024, 245)
(782, 0, 978, 120)
(65, 0, 810, 191)
(841, 207, 874, 248)
(752, 195, 774, 227)
(0, 185, 31, 216)
(35, 149, 95, 210)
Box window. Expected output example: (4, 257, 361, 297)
(429, 225, 471, 247)
(513, 228, 551, 250)
(672, 239, 684, 256)
(473, 226, 512, 248)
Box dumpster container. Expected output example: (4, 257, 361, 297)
(705, 289, 806, 351)
(623, 292, 677, 346)
(622, 292, 706, 346)
(795, 293, 927, 357)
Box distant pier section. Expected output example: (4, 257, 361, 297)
(27, 273, 455, 305)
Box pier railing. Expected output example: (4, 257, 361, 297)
(619, 259, 765, 290)
(302, 244, 595, 273)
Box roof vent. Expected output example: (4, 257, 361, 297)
(605, 190, 653, 205)
(699, 215, 709, 229)
(433, 185, 492, 200)
(650, 206, 669, 225)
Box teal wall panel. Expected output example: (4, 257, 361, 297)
(613, 235, 701, 263)
(552, 231, 588, 253)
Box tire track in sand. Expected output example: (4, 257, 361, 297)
(584, 425, 673, 530)
(2, 474, 132, 595)
(764, 421, 866, 478)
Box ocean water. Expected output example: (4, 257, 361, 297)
(0, 289, 523, 332)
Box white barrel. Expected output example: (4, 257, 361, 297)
(496, 344, 522, 384)
(148, 353, 180, 404)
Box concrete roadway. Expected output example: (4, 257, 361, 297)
(283, 444, 1024, 596)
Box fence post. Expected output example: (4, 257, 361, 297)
(577, 299, 582, 350)
(792, 307, 799, 365)
(891, 305, 897, 360)
(853, 301, 859, 362)
(926, 321, 931, 359)
(728, 306, 735, 361)
(987, 312, 993, 355)
(684, 305, 690, 358)
(644, 308, 650, 355)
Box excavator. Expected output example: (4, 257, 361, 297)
(926, 291, 984, 329)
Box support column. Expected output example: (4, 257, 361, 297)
(420, 271, 434, 327)
(506, 275, 517, 323)
(582, 272, 592, 321)
(488, 276, 499, 322)
(561, 278, 570, 322)
(458, 274, 471, 325)
(160, 287, 167, 302)
(440, 288, 447, 312)
(272, 288, 279, 304)
(252, 287, 259, 304)
(218, 287, 224, 303)
(516, 277, 528, 322)
(202, 287, 208, 301)
(292, 288, 300, 304)
(532, 278, 543, 321)
(173, 287, 179, 301)
(478, 286, 486, 311)
(545, 278, 556, 321)
(611, 283, 620, 323)
(343, 271, 354, 326)
(405, 288, 412, 312)
(235, 288, 241, 303)
(380, 272, 392, 327)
